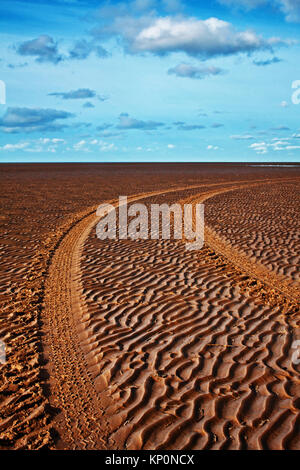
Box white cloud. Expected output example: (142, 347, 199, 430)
(99, 141, 116, 151)
(0, 137, 68, 153)
(249, 141, 268, 154)
(168, 62, 224, 79)
(131, 17, 282, 57)
(249, 138, 300, 154)
(93, 14, 290, 58)
(73, 139, 116, 152)
(74, 140, 88, 151)
(207, 145, 219, 150)
(0, 142, 29, 151)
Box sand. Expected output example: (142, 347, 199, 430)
(0, 163, 299, 450)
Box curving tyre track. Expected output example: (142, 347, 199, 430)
(43, 180, 300, 450)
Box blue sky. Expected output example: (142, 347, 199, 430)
(0, 0, 300, 162)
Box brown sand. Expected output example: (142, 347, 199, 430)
(0, 163, 299, 450)
(205, 182, 300, 282)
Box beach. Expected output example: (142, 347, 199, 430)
(0, 163, 299, 450)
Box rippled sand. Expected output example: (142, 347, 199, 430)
(0, 163, 299, 450)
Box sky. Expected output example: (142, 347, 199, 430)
(0, 0, 300, 162)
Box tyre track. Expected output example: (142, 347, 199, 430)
(43, 179, 300, 449)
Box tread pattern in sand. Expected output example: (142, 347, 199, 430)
(78, 191, 300, 450)
(205, 182, 300, 282)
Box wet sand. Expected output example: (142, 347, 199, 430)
(0, 163, 299, 450)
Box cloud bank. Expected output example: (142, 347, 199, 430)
(17, 35, 63, 64)
(0, 107, 74, 133)
(219, 0, 300, 22)
(17, 35, 109, 64)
